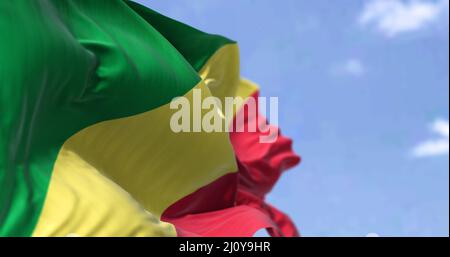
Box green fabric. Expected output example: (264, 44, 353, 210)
(0, 0, 202, 236)
(126, 1, 235, 72)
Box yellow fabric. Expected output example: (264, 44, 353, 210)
(199, 44, 241, 104)
(33, 82, 237, 236)
(33, 150, 176, 237)
(199, 44, 259, 123)
(236, 78, 259, 99)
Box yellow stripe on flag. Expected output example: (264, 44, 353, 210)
(33, 150, 176, 237)
(33, 82, 237, 236)
(199, 44, 259, 123)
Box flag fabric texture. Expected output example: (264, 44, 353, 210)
(0, 0, 300, 237)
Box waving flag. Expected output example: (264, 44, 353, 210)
(0, 0, 300, 237)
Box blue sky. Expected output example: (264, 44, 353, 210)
(136, 0, 449, 237)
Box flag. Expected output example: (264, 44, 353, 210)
(0, 0, 300, 237)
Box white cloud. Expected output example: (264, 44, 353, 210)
(359, 0, 449, 37)
(332, 58, 366, 77)
(412, 119, 449, 158)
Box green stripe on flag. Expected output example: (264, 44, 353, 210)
(126, 1, 235, 72)
(0, 0, 200, 236)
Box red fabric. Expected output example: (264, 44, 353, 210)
(236, 189, 299, 237)
(162, 91, 301, 237)
(163, 173, 237, 219)
(231, 92, 301, 237)
(165, 206, 278, 237)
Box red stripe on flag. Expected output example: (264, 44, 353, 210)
(162, 91, 301, 237)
